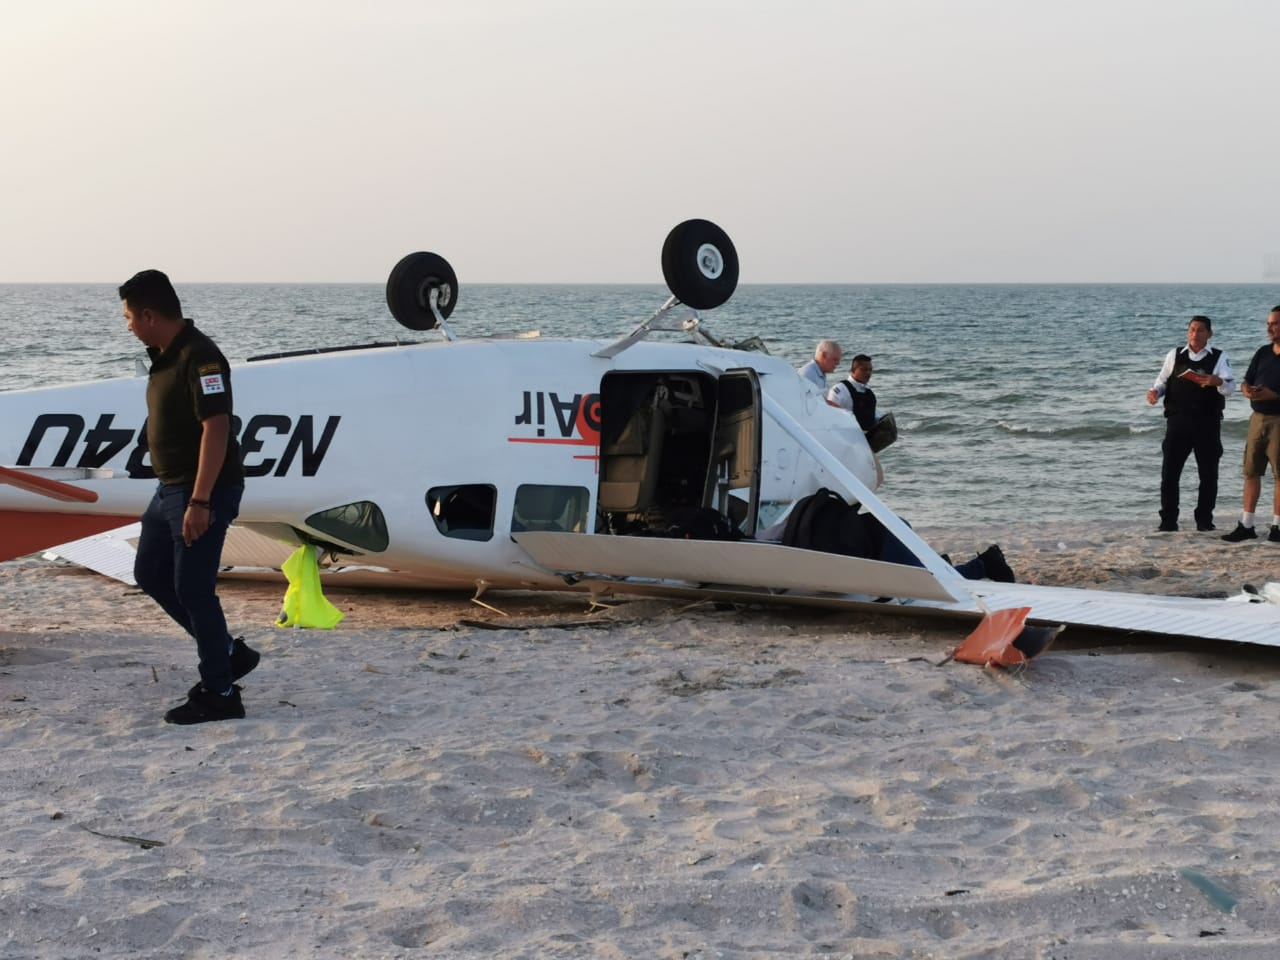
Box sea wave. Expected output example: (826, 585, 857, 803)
(994, 421, 1148, 441)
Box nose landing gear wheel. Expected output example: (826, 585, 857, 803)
(386, 252, 459, 331)
(661, 219, 739, 310)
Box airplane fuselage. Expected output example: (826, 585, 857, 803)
(1, 336, 877, 588)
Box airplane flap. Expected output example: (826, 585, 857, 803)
(512, 532, 962, 603)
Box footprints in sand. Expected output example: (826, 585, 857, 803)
(785, 878, 860, 937)
(655, 666, 804, 697)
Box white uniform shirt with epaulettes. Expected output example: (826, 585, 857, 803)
(826, 378, 877, 430)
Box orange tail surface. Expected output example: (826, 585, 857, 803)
(0, 511, 137, 562)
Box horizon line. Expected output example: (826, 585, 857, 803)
(4, 279, 1280, 287)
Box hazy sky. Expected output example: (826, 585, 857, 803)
(3, 1, 1278, 282)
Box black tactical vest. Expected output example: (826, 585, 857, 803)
(1165, 347, 1224, 418)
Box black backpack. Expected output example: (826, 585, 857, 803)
(781, 487, 881, 559)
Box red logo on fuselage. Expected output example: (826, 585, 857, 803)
(508, 391, 600, 462)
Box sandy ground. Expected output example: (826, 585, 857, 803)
(3, 520, 1280, 959)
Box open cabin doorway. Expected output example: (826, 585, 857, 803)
(596, 368, 761, 537)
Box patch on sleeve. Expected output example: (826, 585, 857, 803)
(197, 363, 222, 375)
(200, 373, 226, 395)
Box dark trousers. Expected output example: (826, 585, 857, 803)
(1160, 414, 1222, 527)
(134, 482, 243, 694)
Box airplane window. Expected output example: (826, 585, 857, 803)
(427, 484, 496, 541)
(511, 484, 589, 533)
(305, 500, 390, 552)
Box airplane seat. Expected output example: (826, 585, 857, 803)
(512, 485, 584, 532)
(598, 394, 669, 514)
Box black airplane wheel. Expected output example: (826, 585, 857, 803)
(661, 219, 738, 310)
(386, 252, 458, 330)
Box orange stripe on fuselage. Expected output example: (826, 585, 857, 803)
(0, 511, 137, 563)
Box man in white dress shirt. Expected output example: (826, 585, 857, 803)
(1146, 315, 1234, 533)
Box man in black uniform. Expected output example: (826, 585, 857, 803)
(1222, 306, 1280, 542)
(121, 269, 257, 723)
(1146, 315, 1233, 532)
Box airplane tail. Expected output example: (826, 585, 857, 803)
(0, 465, 136, 562)
(0, 509, 139, 563)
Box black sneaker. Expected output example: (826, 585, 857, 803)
(164, 685, 245, 725)
(1157, 521, 1178, 532)
(230, 637, 260, 681)
(978, 544, 1016, 583)
(1270, 526, 1280, 543)
(1222, 523, 1258, 543)
(1196, 521, 1216, 532)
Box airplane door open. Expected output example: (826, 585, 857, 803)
(597, 369, 760, 537)
(705, 369, 762, 537)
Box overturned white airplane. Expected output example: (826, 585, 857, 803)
(3, 220, 1279, 651)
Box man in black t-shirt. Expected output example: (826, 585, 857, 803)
(1145, 316, 1233, 532)
(120, 269, 256, 723)
(1222, 306, 1280, 542)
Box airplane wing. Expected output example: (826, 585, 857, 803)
(39, 524, 299, 586)
(514, 531, 1280, 649)
(513, 531, 968, 603)
(965, 581, 1280, 649)
(40, 522, 142, 584)
(39, 522, 428, 589)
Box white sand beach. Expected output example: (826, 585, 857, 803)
(3, 521, 1280, 958)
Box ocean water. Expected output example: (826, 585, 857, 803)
(3, 281, 1279, 528)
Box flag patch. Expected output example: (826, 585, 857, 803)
(200, 373, 225, 395)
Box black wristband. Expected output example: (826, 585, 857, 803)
(188, 499, 211, 509)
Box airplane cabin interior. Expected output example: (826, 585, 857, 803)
(596, 370, 761, 538)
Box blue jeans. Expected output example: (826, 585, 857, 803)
(876, 519, 986, 579)
(134, 483, 243, 694)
